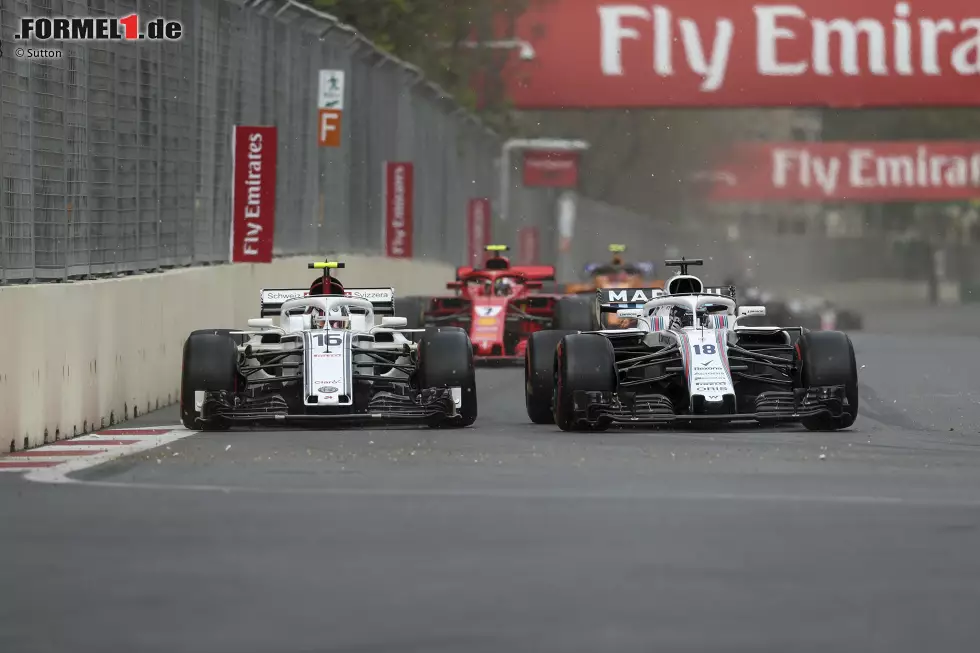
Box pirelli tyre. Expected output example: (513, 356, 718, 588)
(418, 327, 477, 428)
(554, 296, 597, 331)
(525, 329, 576, 424)
(397, 296, 429, 330)
(554, 333, 618, 432)
(798, 330, 859, 431)
(180, 329, 241, 431)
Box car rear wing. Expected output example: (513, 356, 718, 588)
(259, 287, 396, 317)
(510, 265, 556, 281)
(596, 287, 665, 313)
(455, 264, 556, 281)
(584, 261, 656, 276)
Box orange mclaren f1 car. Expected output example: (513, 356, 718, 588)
(564, 245, 663, 327)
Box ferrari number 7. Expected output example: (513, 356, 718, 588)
(692, 344, 716, 355)
(313, 334, 344, 347)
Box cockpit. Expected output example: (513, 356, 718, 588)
(664, 302, 733, 328)
(279, 296, 372, 333)
(633, 272, 738, 330)
(462, 274, 525, 297)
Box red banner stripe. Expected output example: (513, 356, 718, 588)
(708, 141, 980, 201)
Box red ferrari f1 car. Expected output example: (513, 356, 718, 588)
(398, 246, 595, 362)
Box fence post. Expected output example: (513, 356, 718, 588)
(27, 53, 36, 282)
(155, 21, 163, 269)
(111, 36, 120, 277)
(63, 39, 70, 282)
(134, 0, 142, 274)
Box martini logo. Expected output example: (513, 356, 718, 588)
(606, 288, 664, 302)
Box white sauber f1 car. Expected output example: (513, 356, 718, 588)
(525, 258, 858, 432)
(180, 261, 477, 430)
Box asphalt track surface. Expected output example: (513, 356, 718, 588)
(4, 330, 980, 652)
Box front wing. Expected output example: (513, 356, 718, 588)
(197, 386, 462, 427)
(567, 386, 850, 427)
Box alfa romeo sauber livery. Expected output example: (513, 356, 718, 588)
(180, 261, 477, 430)
(525, 258, 859, 432)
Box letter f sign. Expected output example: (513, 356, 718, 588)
(318, 109, 342, 147)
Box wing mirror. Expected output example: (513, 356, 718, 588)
(446, 281, 462, 290)
(381, 316, 408, 328)
(616, 308, 644, 319)
(737, 306, 766, 319)
(247, 318, 275, 329)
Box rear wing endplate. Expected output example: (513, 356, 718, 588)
(596, 287, 665, 313)
(260, 287, 396, 317)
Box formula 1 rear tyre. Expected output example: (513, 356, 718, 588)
(554, 296, 597, 331)
(397, 296, 429, 330)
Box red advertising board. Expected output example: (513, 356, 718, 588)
(707, 141, 980, 202)
(506, 0, 980, 108)
(518, 227, 540, 265)
(230, 126, 277, 263)
(383, 162, 414, 257)
(467, 198, 492, 266)
(523, 150, 580, 187)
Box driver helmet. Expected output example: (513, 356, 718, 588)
(307, 304, 350, 330)
(494, 277, 514, 296)
(669, 305, 694, 329)
(310, 276, 345, 296)
(327, 304, 351, 330)
(307, 306, 327, 329)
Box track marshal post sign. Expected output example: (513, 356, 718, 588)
(318, 70, 345, 147)
(230, 125, 278, 263)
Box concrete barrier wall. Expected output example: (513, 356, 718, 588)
(0, 255, 455, 452)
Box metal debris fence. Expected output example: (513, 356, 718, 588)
(0, 0, 508, 283)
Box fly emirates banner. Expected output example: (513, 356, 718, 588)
(708, 141, 980, 201)
(507, 0, 980, 108)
